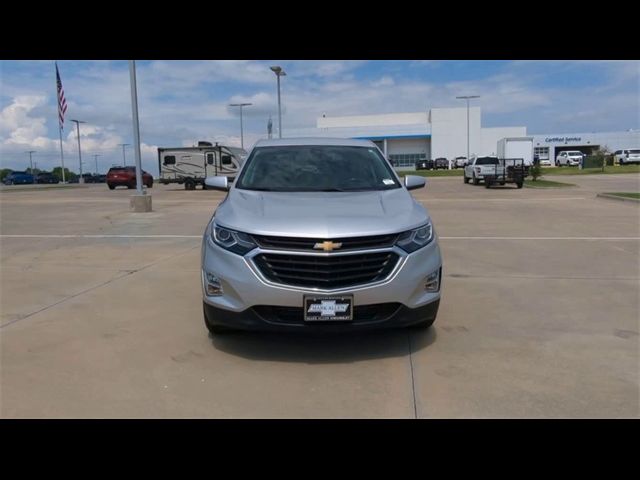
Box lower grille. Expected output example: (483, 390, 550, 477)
(253, 251, 399, 289)
(253, 303, 401, 325)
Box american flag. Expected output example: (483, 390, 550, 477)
(56, 63, 67, 130)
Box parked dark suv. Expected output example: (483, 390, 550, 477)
(434, 158, 449, 170)
(36, 172, 58, 184)
(415, 159, 434, 170)
(107, 166, 153, 190)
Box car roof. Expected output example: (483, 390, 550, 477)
(252, 137, 377, 148)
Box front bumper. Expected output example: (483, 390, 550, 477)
(201, 232, 442, 330)
(204, 298, 440, 332)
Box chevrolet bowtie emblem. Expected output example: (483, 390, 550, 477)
(314, 240, 343, 251)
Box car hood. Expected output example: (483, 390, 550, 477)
(213, 187, 430, 237)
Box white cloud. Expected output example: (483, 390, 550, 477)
(371, 76, 395, 87)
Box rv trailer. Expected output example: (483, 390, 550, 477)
(157, 141, 247, 190)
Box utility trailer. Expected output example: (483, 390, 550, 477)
(157, 141, 247, 190)
(484, 158, 529, 189)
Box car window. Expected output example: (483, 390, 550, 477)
(475, 158, 499, 165)
(236, 145, 401, 192)
(629, 149, 640, 154)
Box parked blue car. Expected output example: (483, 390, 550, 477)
(3, 171, 35, 185)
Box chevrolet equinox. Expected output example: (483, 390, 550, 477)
(201, 138, 442, 333)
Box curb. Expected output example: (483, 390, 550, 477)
(596, 193, 640, 203)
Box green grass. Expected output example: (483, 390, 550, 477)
(524, 179, 576, 188)
(543, 165, 640, 175)
(603, 192, 640, 200)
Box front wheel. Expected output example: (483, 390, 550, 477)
(473, 174, 480, 185)
(463, 174, 469, 184)
(108, 184, 115, 190)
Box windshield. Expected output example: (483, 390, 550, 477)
(475, 158, 499, 165)
(235, 145, 401, 192)
(567, 151, 583, 156)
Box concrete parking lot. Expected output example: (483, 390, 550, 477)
(1, 175, 639, 418)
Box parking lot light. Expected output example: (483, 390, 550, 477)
(270, 66, 286, 138)
(70, 119, 86, 183)
(456, 95, 480, 164)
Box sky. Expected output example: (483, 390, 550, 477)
(0, 60, 638, 174)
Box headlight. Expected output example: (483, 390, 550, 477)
(395, 223, 433, 253)
(210, 220, 257, 255)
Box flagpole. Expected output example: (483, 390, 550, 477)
(58, 125, 66, 183)
(55, 62, 66, 183)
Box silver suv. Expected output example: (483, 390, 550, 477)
(201, 138, 442, 333)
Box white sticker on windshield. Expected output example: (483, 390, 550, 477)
(382, 179, 394, 185)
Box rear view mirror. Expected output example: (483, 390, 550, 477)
(205, 176, 229, 191)
(404, 175, 426, 191)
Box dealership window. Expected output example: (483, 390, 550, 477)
(388, 153, 427, 167)
(534, 147, 549, 159)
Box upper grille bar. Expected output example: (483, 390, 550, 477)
(251, 233, 399, 252)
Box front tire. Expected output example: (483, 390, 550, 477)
(108, 183, 115, 190)
(473, 174, 480, 185)
(464, 174, 469, 184)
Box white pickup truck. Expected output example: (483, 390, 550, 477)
(464, 156, 527, 189)
(464, 156, 499, 185)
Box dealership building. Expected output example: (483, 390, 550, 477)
(304, 107, 639, 168)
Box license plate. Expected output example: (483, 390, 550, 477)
(304, 295, 353, 322)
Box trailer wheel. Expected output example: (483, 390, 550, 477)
(485, 181, 492, 188)
(516, 181, 524, 189)
(185, 179, 195, 191)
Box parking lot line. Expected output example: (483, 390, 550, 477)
(0, 234, 201, 238)
(439, 236, 640, 240)
(423, 197, 588, 201)
(1, 235, 639, 241)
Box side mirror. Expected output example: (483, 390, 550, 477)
(404, 175, 426, 191)
(205, 176, 229, 191)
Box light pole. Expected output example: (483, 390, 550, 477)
(127, 60, 144, 199)
(270, 66, 286, 138)
(456, 95, 480, 164)
(118, 143, 130, 166)
(229, 102, 252, 149)
(70, 119, 86, 183)
(94, 154, 101, 174)
(26, 150, 36, 174)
